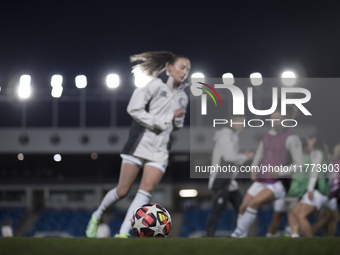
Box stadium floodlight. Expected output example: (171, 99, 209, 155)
(17, 153, 24, 161)
(281, 71, 296, 86)
(51, 86, 63, 98)
(51, 75, 63, 98)
(91, 152, 98, 160)
(20, 75, 31, 87)
(179, 189, 198, 198)
(53, 154, 62, 162)
(106, 74, 120, 89)
(134, 67, 152, 88)
(222, 73, 234, 85)
(18, 75, 31, 99)
(191, 72, 205, 84)
(75, 75, 87, 89)
(190, 73, 205, 97)
(250, 72, 263, 86)
(51, 75, 63, 88)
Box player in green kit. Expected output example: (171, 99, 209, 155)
(288, 133, 330, 237)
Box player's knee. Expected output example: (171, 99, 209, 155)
(333, 213, 340, 223)
(296, 212, 306, 221)
(116, 187, 129, 198)
(249, 199, 261, 209)
(239, 204, 247, 214)
(288, 210, 295, 220)
(139, 183, 155, 194)
(140, 187, 154, 194)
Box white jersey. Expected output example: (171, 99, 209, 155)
(208, 127, 248, 189)
(122, 70, 188, 164)
(1, 226, 13, 237)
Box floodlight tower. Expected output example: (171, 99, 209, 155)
(75, 75, 87, 128)
(106, 74, 120, 127)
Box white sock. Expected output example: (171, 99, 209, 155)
(235, 214, 247, 237)
(266, 233, 274, 237)
(231, 207, 257, 237)
(93, 188, 120, 221)
(119, 189, 152, 234)
(291, 233, 299, 238)
(236, 214, 243, 228)
(285, 226, 292, 235)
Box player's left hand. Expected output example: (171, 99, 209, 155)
(308, 191, 313, 200)
(174, 108, 186, 118)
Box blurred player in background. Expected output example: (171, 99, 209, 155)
(266, 138, 309, 237)
(231, 106, 303, 238)
(312, 143, 340, 236)
(1, 219, 13, 237)
(86, 51, 190, 238)
(289, 132, 330, 237)
(206, 115, 254, 237)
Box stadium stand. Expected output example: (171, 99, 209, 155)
(26, 207, 129, 237)
(0, 207, 26, 236)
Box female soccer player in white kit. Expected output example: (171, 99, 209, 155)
(86, 51, 190, 238)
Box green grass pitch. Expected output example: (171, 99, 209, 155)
(1, 237, 340, 255)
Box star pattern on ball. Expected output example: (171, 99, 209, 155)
(145, 204, 165, 216)
(149, 217, 164, 237)
(133, 215, 145, 234)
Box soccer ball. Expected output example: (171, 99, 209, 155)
(131, 203, 171, 238)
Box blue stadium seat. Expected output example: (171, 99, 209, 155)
(0, 207, 26, 236)
(26, 207, 94, 237)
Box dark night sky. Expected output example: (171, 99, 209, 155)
(1, 0, 340, 84)
(0, 0, 340, 148)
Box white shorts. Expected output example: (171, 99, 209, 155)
(325, 197, 338, 211)
(300, 190, 328, 210)
(274, 197, 298, 213)
(120, 154, 167, 173)
(247, 181, 286, 199)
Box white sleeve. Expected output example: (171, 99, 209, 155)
(127, 83, 169, 132)
(173, 117, 185, 129)
(173, 94, 188, 130)
(278, 135, 303, 176)
(286, 135, 303, 167)
(220, 132, 248, 165)
(307, 150, 323, 191)
(251, 141, 264, 167)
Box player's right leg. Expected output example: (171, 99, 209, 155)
(239, 193, 254, 215)
(288, 203, 301, 237)
(296, 203, 316, 237)
(311, 207, 332, 235)
(86, 161, 140, 237)
(266, 211, 285, 237)
(231, 182, 264, 237)
(298, 190, 328, 237)
(266, 198, 287, 237)
(229, 189, 243, 229)
(232, 181, 285, 238)
(206, 180, 229, 237)
(328, 207, 339, 236)
(116, 163, 165, 237)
